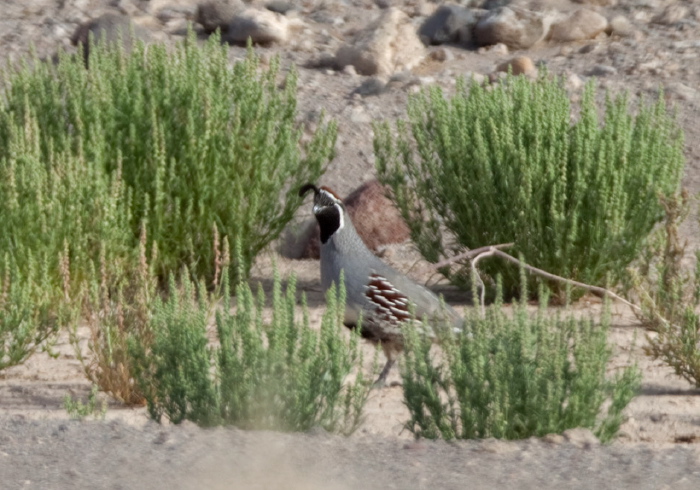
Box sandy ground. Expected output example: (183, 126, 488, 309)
(2, 254, 700, 489)
(2, 0, 700, 488)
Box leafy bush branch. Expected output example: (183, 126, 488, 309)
(1, 30, 335, 290)
(69, 229, 156, 406)
(375, 75, 685, 299)
(1, 31, 336, 372)
(401, 270, 640, 442)
(129, 266, 372, 434)
(0, 254, 75, 370)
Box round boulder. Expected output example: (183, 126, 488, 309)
(196, 0, 244, 34)
(225, 8, 290, 45)
(418, 4, 476, 46)
(495, 55, 537, 77)
(71, 12, 151, 64)
(335, 8, 425, 76)
(474, 6, 554, 50)
(548, 9, 608, 43)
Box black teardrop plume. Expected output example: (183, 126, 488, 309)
(299, 183, 319, 198)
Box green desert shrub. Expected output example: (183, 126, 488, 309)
(0, 31, 336, 288)
(401, 270, 641, 442)
(69, 230, 156, 406)
(131, 269, 372, 434)
(375, 75, 684, 298)
(0, 255, 75, 370)
(0, 103, 133, 294)
(629, 191, 700, 387)
(63, 385, 108, 421)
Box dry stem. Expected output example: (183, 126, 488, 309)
(434, 244, 642, 316)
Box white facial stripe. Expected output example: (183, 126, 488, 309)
(337, 203, 344, 231)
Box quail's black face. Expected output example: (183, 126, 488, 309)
(299, 183, 345, 244)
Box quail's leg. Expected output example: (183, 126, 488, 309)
(373, 343, 403, 388)
(373, 358, 396, 388)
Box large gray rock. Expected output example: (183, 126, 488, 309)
(71, 12, 152, 63)
(196, 0, 244, 34)
(419, 4, 477, 46)
(548, 9, 608, 43)
(352, 76, 388, 97)
(335, 8, 425, 76)
(474, 6, 554, 50)
(225, 7, 290, 44)
(265, 0, 296, 15)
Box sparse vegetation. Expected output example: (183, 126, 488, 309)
(0, 31, 335, 371)
(375, 75, 685, 298)
(63, 385, 107, 420)
(0, 16, 683, 447)
(401, 269, 641, 443)
(0, 29, 335, 291)
(130, 268, 373, 434)
(629, 191, 700, 387)
(0, 255, 74, 370)
(68, 229, 156, 406)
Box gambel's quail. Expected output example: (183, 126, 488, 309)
(299, 183, 463, 386)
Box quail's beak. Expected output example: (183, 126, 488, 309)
(299, 183, 330, 215)
(312, 197, 327, 215)
(299, 183, 339, 216)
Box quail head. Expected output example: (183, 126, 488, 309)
(299, 183, 463, 386)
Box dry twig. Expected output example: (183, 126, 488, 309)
(434, 244, 642, 316)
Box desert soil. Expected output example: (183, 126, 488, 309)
(2, 0, 700, 488)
